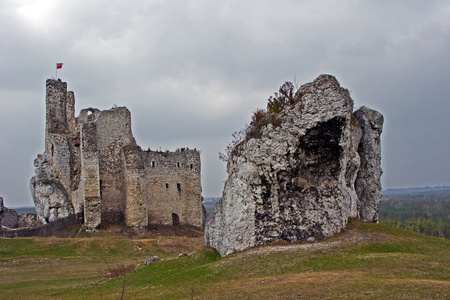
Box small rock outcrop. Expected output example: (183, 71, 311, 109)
(205, 75, 383, 257)
(144, 256, 160, 265)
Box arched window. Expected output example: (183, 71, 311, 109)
(172, 213, 180, 226)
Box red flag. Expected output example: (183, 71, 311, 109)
(56, 63, 63, 69)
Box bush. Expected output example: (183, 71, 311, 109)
(219, 81, 298, 162)
(267, 81, 296, 113)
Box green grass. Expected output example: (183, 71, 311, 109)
(0, 221, 449, 299)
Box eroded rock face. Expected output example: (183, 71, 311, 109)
(205, 75, 383, 257)
(30, 153, 74, 224)
(354, 106, 384, 222)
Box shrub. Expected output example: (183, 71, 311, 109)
(246, 109, 270, 139)
(219, 81, 298, 162)
(267, 81, 296, 113)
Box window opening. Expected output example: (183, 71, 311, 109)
(172, 213, 180, 226)
(165, 183, 169, 190)
(190, 164, 193, 169)
(177, 162, 180, 168)
(177, 183, 181, 193)
(151, 161, 155, 167)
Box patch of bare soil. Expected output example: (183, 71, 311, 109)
(156, 236, 205, 255)
(43, 223, 203, 239)
(89, 224, 203, 239)
(139, 225, 203, 238)
(242, 225, 389, 257)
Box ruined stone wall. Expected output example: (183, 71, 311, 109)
(0, 214, 81, 238)
(44, 80, 74, 195)
(68, 131, 84, 214)
(81, 122, 101, 230)
(31, 80, 75, 224)
(45, 79, 70, 138)
(46, 134, 72, 190)
(96, 107, 135, 223)
(0, 197, 19, 228)
(66, 91, 76, 133)
(143, 149, 202, 227)
(123, 145, 148, 228)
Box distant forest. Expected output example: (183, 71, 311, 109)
(379, 187, 450, 239)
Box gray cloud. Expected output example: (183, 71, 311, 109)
(1, 0, 450, 206)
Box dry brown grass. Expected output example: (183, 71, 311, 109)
(106, 262, 135, 279)
(156, 236, 204, 255)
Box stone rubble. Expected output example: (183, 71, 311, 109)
(18, 213, 39, 228)
(144, 256, 160, 265)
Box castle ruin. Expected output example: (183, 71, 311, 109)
(30, 79, 204, 230)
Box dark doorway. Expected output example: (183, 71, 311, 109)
(172, 213, 180, 226)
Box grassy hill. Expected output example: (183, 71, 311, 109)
(0, 221, 449, 299)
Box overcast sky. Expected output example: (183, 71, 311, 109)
(1, 0, 449, 207)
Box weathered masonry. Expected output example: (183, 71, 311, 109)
(30, 79, 203, 230)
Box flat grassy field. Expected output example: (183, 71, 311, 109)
(0, 221, 449, 299)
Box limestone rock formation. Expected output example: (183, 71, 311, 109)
(30, 153, 74, 224)
(205, 75, 383, 257)
(354, 106, 384, 222)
